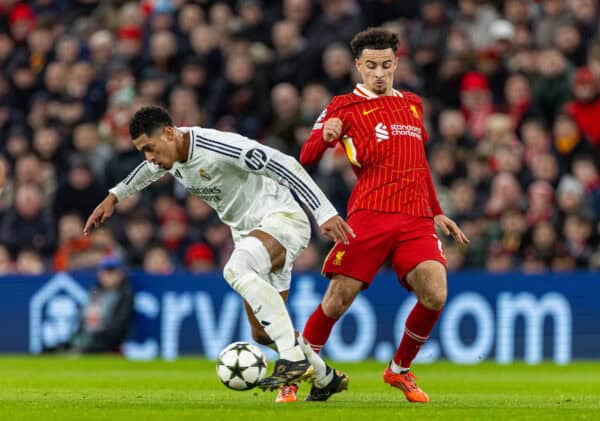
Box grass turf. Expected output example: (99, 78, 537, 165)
(0, 357, 599, 420)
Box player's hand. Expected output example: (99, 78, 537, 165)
(434, 214, 470, 245)
(323, 118, 342, 143)
(320, 215, 356, 244)
(83, 193, 118, 236)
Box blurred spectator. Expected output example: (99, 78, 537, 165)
(53, 213, 92, 272)
(123, 212, 155, 267)
(72, 122, 111, 183)
(143, 245, 175, 275)
(68, 256, 134, 353)
(306, 0, 363, 52)
(535, 0, 571, 48)
(159, 206, 193, 265)
(563, 213, 595, 267)
(15, 249, 45, 275)
(526, 181, 555, 224)
(572, 154, 600, 213)
(486, 242, 515, 272)
(564, 67, 600, 151)
(270, 20, 309, 88)
(556, 175, 587, 216)
(0, 244, 12, 275)
(534, 48, 573, 123)
(0, 183, 56, 257)
(460, 72, 495, 140)
(321, 43, 354, 95)
(54, 155, 104, 220)
(264, 82, 301, 155)
(185, 242, 216, 273)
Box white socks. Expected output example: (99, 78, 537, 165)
(234, 273, 304, 362)
(298, 336, 333, 387)
(390, 360, 409, 374)
(223, 237, 304, 362)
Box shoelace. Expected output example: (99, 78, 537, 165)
(404, 373, 419, 391)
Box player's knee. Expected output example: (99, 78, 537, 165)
(420, 287, 447, 310)
(322, 294, 350, 319)
(223, 237, 271, 292)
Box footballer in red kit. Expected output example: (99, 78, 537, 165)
(300, 28, 469, 403)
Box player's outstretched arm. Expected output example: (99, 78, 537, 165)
(434, 214, 470, 245)
(84, 161, 166, 235)
(83, 193, 117, 235)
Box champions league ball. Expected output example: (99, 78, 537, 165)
(216, 341, 268, 391)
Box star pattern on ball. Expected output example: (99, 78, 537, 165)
(225, 359, 248, 381)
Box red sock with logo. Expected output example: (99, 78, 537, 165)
(302, 304, 338, 354)
(393, 301, 442, 369)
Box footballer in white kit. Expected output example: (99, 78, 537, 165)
(84, 106, 353, 402)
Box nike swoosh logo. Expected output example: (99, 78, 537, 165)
(363, 107, 379, 116)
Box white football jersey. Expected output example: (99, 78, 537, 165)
(109, 127, 338, 232)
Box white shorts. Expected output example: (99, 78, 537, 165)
(232, 207, 311, 292)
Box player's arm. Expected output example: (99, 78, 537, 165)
(83, 161, 166, 235)
(200, 129, 355, 243)
(299, 105, 343, 165)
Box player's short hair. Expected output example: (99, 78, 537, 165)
(129, 106, 174, 140)
(350, 28, 399, 59)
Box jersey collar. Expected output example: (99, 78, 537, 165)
(353, 83, 403, 99)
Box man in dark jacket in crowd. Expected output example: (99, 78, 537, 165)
(69, 255, 134, 353)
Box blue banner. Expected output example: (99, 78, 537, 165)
(0, 271, 598, 364)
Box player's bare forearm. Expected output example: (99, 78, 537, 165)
(320, 215, 356, 245)
(434, 214, 469, 245)
(83, 193, 118, 235)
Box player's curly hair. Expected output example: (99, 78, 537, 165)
(129, 106, 174, 139)
(350, 28, 399, 59)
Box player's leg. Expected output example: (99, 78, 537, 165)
(243, 290, 289, 348)
(303, 209, 396, 354)
(243, 290, 300, 403)
(302, 274, 363, 353)
(223, 230, 309, 389)
(257, 210, 351, 401)
(386, 222, 447, 403)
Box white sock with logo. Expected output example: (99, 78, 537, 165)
(298, 335, 333, 387)
(224, 237, 304, 362)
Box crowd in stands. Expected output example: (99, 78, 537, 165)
(0, 0, 598, 275)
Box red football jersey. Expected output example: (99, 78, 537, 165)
(300, 84, 443, 218)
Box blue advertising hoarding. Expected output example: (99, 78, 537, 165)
(0, 271, 598, 364)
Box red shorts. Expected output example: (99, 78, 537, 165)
(322, 209, 446, 290)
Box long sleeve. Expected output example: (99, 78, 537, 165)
(196, 128, 339, 226)
(425, 162, 443, 216)
(108, 161, 167, 202)
(299, 105, 340, 165)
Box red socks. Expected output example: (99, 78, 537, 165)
(302, 304, 338, 353)
(393, 301, 442, 368)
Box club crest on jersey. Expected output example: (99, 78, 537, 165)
(198, 168, 211, 180)
(409, 104, 419, 119)
(244, 148, 268, 170)
(333, 251, 346, 266)
(375, 122, 390, 142)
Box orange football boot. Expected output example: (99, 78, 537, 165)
(383, 366, 429, 403)
(275, 384, 299, 403)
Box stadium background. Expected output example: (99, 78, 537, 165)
(0, 0, 599, 357)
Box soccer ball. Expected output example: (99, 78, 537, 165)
(216, 341, 268, 391)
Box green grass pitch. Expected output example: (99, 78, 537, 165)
(0, 357, 599, 420)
